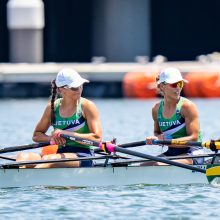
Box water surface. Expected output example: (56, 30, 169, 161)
(1, 98, 220, 219)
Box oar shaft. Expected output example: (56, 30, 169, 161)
(111, 153, 219, 165)
(114, 146, 206, 173)
(0, 156, 16, 161)
(1, 155, 113, 168)
(60, 134, 146, 149)
(119, 141, 146, 148)
(0, 142, 51, 154)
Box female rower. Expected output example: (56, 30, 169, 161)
(16, 68, 102, 168)
(141, 67, 204, 166)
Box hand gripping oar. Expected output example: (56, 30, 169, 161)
(152, 139, 220, 151)
(59, 134, 205, 173)
(0, 141, 53, 154)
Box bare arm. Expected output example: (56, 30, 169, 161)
(165, 100, 201, 148)
(146, 103, 164, 144)
(32, 102, 52, 142)
(176, 100, 200, 142)
(152, 103, 162, 137)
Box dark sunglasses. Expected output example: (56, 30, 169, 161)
(164, 81, 184, 88)
(63, 85, 82, 91)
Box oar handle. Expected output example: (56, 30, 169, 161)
(152, 139, 220, 151)
(59, 134, 100, 147)
(152, 139, 203, 147)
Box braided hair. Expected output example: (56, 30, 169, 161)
(50, 79, 57, 124)
(155, 73, 164, 96)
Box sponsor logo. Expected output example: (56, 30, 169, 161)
(159, 120, 181, 127)
(54, 119, 81, 126)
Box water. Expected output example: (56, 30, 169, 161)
(1, 98, 220, 219)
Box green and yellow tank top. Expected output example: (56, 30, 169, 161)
(52, 98, 92, 149)
(157, 97, 202, 141)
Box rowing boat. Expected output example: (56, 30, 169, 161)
(1, 135, 220, 188)
(0, 164, 208, 188)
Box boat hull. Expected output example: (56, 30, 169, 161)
(0, 165, 208, 188)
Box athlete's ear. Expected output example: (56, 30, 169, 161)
(57, 87, 62, 93)
(158, 83, 165, 96)
(159, 83, 164, 91)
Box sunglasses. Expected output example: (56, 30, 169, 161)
(164, 81, 184, 88)
(63, 85, 82, 91)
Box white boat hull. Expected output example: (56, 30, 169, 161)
(0, 165, 208, 188)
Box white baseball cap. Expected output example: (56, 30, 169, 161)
(157, 67, 188, 84)
(55, 68, 89, 88)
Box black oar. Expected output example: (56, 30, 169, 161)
(1, 154, 118, 168)
(111, 146, 206, 173)
(59, 134, 205, 173)
(59, 134, 146, 151)
(111, 153, 220, 166)
(0, 155, 16, 161)
(0, 141, 52, 154)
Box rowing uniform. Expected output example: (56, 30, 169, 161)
(52, 97, 94, 167)
(157, 97, 203, 164)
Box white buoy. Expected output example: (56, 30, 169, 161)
(7, 0, 45, 63)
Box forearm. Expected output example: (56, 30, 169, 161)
(167, 135, 199, 148)
(32, 131, 52, 143)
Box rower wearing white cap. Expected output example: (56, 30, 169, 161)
(142, 67, 204, 165)
(16, 68, 102, 168)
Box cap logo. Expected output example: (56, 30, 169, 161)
(57, 73, 66, 82)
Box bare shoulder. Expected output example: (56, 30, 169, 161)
(81, 98, 99, 116)
(43, 102, 52, 116)
(181, 98, 199, 117)
(152, 101, 161, 113)
(45, 101, 52, 111)
(182, 98, 197, 111)
(82, 98, 97, 109)
(152, 101, 161, 120)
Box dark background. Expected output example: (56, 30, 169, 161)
(1, 0, 220, 62)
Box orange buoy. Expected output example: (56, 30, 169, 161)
(184, 71, 220, 97)
(41, 145, 58, 156)
(183, 72, 202, 97)
(123, 69, 158, 98)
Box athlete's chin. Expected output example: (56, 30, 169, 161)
(74, 93, 81, 98)
(172, 93, 181, 99)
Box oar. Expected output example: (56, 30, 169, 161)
(1, 154, 119, 168)
(59, 134, 146, 150)
(108, 145, 206, 173)
(110, 153, 220, 166)
(205, 166, 220, 183)
(0, 141, 52, 154)
(59, 134, 205, 173)
(152, 139, 220, 151)
(0, 155, 16, 161)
